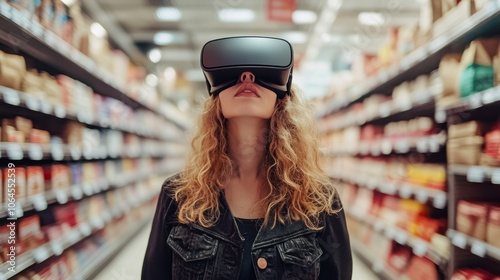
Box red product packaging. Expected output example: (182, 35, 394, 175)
(18, 215, 46, 252)
(3, 168, 27, 203)
(451, 268, 494, 280)
(54, 203, 79, 228)
(404, 256, 439, 280)
(484, 129, 500, 159)
(487, 205, 500, 247)
(44, 164, 71, 191)
(26, 166, 45, 196)
(386, 242, 413, 274)
(457, 201, 490, 241)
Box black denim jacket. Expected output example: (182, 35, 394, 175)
(141, 176, 353, 280)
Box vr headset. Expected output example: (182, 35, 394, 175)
(201, 36, 294, 99)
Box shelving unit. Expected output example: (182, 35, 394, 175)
(319, 1, 500, 279)
(0, 3, 188, 279)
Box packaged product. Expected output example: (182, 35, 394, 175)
(0, 50, 27, 90)
(459, 37, 500, 97)
(456, 201, 490, 240)
(487, 205, 500, 247)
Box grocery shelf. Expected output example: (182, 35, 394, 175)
(0, 193, 156, 280)
(0, 86, 179, 142)
(0, 4, 189, 129)
(0, 167, 179, 219)
(324, 133, 446, 157)
(69, 217, 152, 280)
(350, 237, 400, 280)
(330, 172, 448, 209)
(444, 86, 500, 115)
(447, 229, 500, 262)
(317, 2, 500, 118)
(0, 141, 180, 161)
(448, 165, 500, 184)
(346, 208, 449, 267)
(322, 97, 436, 132)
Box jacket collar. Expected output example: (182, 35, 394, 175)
(189, 193, 318, 248)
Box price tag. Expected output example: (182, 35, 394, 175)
(412, 239, 429, 257)
(416, 138, 428, 153)
(7, 143, 23, 160)
(491, 169, 500, 185)
(24, 95, 41, 111)
(28, 144, 43, 160)
(384, 182, 398, 195)
(381, 139, 392, 155)
(467, 167, 485, 183)
(54, 105, 66, 118)
(33, 246, 50, 263)
(44, 32, 58, 49)
(471, 240, 487, 257)
(71, 185, 83, 200)
(69, 146, 81, 160)
(31, 21, 44, 38)
(372, 261, 384, 273)
(82, 183, 93, 196)
(469, 95, 483, 109)
(32, 194, 48, 211)
(90, 216, 104, 229)
(452, 232, 468, 249)
(67, 228, 81, 244)
(102, 210, 112, 223)
(50, 143, 64, 160)
(15, 202, 24, 218)
(433, 192, 447, 209)
(395, 230, 408, 245)
(0, 2, 12, 18)
(374, 220, 385, 232)
(40, 101, 52, 114)
(399, 184, 412, 199)
(92, 182, 101, 193)
(385, 227, 397, 239)
(370, 145, 381, 156)
(482, 88, 500, 104)
(395, 140, 410, 153)
(3, 87, 21, 105)
(50, 240, 64, 256)
(70, 49, 80, 62)
(79, 222, 92, 236)
(55, 189, 68, 204)
(415, 189, 429, 203)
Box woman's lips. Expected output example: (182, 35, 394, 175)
(235, 84, 260, 97)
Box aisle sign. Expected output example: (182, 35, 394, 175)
(267, 0, 295, 22)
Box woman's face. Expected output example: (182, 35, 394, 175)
(219, 72, 277, 119)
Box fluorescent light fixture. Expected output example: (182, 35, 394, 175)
(358, 12, 385, 26)
(148, 48, 162, 63)
(154, 32, 175, 45)
(218, 9, 255, 22)
(281, 32, 307, 44)
(155, 7, 182, 21)
(90, 22, 106, 38)
(146, 74, 159, 87)
(292, 10, 317, 24)
(61, 0, 75, 6)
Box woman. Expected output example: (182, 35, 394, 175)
(142, 36, 352, 280)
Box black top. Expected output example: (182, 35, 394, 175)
(235, 217, 262, 280)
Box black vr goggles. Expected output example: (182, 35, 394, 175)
(201, 36, 294, 99)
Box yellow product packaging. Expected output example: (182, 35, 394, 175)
(21, 70, 45, 97)
(0, 50, 27, 90)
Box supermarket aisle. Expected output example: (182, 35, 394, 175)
(93, 221, 380, 280)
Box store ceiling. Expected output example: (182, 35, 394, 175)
(82, 0, 421, 95)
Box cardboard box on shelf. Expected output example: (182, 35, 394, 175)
(0, 50, 27, 90)
(433, 0, 476, 38)
(22, 70, 45, 97)
(41, 72, 64, 106)
(438, 53, 462, 98)
(457, 201, 490, 241)
(449, 121, 486, 139)
(420, 0, 443, 36)
(447, 136, 484, 165)
(460, 37, 500, 97)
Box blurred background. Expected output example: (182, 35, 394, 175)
(0, 0, 500, 279)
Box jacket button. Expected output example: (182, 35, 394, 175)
(257, 258, 267, 270)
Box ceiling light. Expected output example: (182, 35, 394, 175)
(90, 22, 106, 38)
(155, 7, 182, 21)
(148, 48, 162, 63)
(146, 74, 159, 87)
(154, 32, 175, 45)
(61, 0, 75, 6)
(218, 9, 255, 22)
(292, 10, 317, 24)
(281, 32, 307, 44)
(358, 12, 385, 26)
(164, 67, 177, 81)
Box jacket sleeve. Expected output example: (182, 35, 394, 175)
(318, 192, 353, 280)
(141, 178, 177, 280)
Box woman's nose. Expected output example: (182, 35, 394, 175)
(240, 71, 255, 83)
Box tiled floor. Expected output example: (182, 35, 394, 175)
(93, 222, 380, 280)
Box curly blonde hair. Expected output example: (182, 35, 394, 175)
(173, 86, 339, 230)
